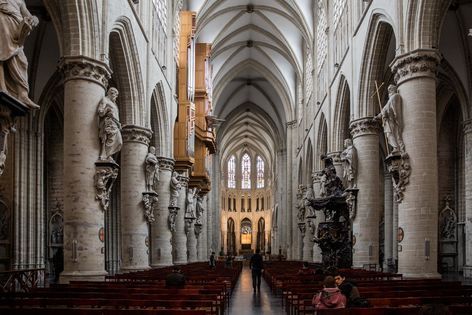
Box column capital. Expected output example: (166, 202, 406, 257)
(463, 119, 472, 135)
(350, 117, 381, 138)
(59, 56, 112, 88)
(158, 157, 175, 171)
(391, 49, 441, 85)
(121, 125, 152, 145)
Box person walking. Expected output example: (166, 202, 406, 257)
(249, 248, 264, 292)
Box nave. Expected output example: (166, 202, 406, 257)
(2, 260, 472, 314)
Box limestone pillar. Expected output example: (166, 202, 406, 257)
(173, 173, 188, 264)
(312, 171, 323, 263)
(120, 125, 153, 271)
(59, 57, 111, 282)
(383, 174, 393, 270)
(350, 118, 381, 268)
(463, 120, 472, 278)
(151, 157, 174, 267)
(392, 200, 398, 269)
(327, 151, 343, 179)
(186, 191, 198, 262)
(303, 220, 314, 261)
(391, 49, 441, 278)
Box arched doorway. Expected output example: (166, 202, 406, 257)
(227, 218, 236, 256)
(240, 218, 252, 252)
(257, 218, 265, 253)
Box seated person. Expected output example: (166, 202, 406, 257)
(165, 267, 186, 288)
(335, 271, 368, 307)
(312, 275, 346, 309)
(297, 261, 314, 275)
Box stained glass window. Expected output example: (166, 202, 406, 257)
(227, 156, 236, 188)
(242, 153, 251, 189)
(256, 156, 264, 188)
(316, 0, 328, 73)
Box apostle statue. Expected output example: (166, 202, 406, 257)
(296, 187, 305, 222)
(303, 185, 316, 217)
(0, 0, 39, 109)
(186, 187, 197, 218)
(169, 171, 181, 207)
(375, 84, 405, 155)
(98, 87, 122, 161)
(340, 138, 357, 188)
(145, 146, 159, 192)
(195, 195, 204, 225)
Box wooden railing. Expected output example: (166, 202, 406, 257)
(0, 268, 45, 293)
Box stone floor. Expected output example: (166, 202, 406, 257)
(228, 266, 286, 315)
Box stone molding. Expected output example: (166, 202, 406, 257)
(350, 117, 381, 138)
(463, 120, 472, 135)
(391, 49, 441, 85)
(158, 157, 175, 171)
(59, 56, 112, 88)
(121, 125, 152, 145)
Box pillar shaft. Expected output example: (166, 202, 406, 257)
(59, 57, 111, 282)
(384, 174, 394, 270)
(151, 157, 174, 267)
(391, 49, 441, 278)
(173, 173, 188, 264)
(463, 120, 472, 277)
(350, 118, 381, 267)
(120, 125, 152, 271)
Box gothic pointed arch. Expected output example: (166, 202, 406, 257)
(109, 17, 145, 126)
(333, 76, 351, 151)
(150, 82, 170, 157)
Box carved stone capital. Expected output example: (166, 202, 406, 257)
(391, 49, 441, 85)
(121, 125, 152, 145)
(327, 151, 342, 164)
(94, 160, 120, 211)
(286, 120, 297, 129)
(59, 56, 112, 88)
(463, 119, 472, 135)
(385, 154, 411, 203)
(158, 157, 175, 172)
(350, 117, 381, 138)
(142, 192, 158, 223)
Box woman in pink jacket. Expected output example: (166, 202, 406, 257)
(312, 276, 347, 309)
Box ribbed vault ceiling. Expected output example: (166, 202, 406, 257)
(188, 0, 313, 169)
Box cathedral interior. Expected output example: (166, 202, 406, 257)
(1, 0, 472, 294)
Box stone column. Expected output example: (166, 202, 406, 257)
(463, 120, 472, 278)
(173, 173, 188, 264)
(383, 174, 393, 270)
(59, 57, 111, 282)
(187, 191, 198, 262)
(327, 151, 343, 179)
(392, 200, 399, 269)
(151, 157, 174, 267)
(391, 49, 441, 278)
(350, 118, 381, 268)
(303, 220, 314, 261)
(120, 125, 152, 271)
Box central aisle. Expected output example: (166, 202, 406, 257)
(228, 265, 285, 315)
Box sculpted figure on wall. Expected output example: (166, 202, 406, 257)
(195, 195, 204, 225)
(303, 185, 316, 218)
(186, 187, 197, 218)
(340, 138, 357, 188)
(169, 171, 181, 207)
(98, 87, 122, 161)
(296, 187, 305, 222)
(375, 84, 405, 155)
(145, 146, 159, 192)
(0, 0, 39, 109)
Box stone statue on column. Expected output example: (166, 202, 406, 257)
(340, 138, 357, 188)
(169, 171, 181, 207)
(144, 146, 159, 192)
(304, 185, 316, 218)
(186, 187, 196, 219)
(296, 186, 305, 222)
(0, 0, 39, 109)
(375, 84, 405, 156)
(195, 195, 204, 225)
(98, 87, 122, 161)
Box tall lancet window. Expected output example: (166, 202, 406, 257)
(227, 155, 236, 188)
(242, 153, 251, 189)
(256, 156, 265, 188)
